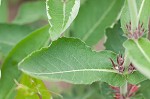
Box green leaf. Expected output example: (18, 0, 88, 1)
(71, 0, 124, 46)
(104, 22, 126, 54)
(0, 24, 35, 57)
(139, 0, 150, 33)
(46, 0, 80, 41)
(0, 25, 50, 99)
(137, 80, 150, 98)
(13, 1, 47, 25)
(16, 74, 52, 99)
(104, 23, 146, 84)
(0, 0, 8, 23)
(121, 0, 150, 34)
(123, 38, 150, 79)
(127, 71, 147, 85)
(54, 82, 113, 99)
(19, 37, 126, 86)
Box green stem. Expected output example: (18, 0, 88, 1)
(127, 0, 138, 31)
(148, 17, 150, 40)
(120, 81, 128, 97)
(120, 52, 129, 97)
(121, 1, 138, 95)
(123, 52, 130, 75)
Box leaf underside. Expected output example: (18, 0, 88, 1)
(46, 0, 80, 41)
(124, 38, 150, 80)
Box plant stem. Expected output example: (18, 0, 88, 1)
(120, 52, 129, 98)
(123, 52, 130, 75)
(120, 1, 138, 97)
(120, 81, 128, 97)
(127, 0, 138, 31)
(148, 17, 150, 40)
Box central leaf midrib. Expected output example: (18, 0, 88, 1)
(82, 0, 117, 41)
(22, 68, 118, 75)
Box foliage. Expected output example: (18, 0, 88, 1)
(71, 0, 124, 46)
(0, 25, 50, 99)
(104, 22, 126, 54)
(15, 74, 51, 99)
(0, 0, 8, 23)
(13, 1, 47, 25)
(0, 0, 150, 99)
(54, 82, 114, 99)
(124, 38, 150, 79)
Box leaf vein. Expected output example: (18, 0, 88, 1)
(22, 69, 118, 75)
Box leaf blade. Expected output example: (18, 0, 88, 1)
(127, 71, 147, 85)
(72, 0, 124, 46)
(46, 0, 80, 41)
(123, 38, 150, 79)
(13, 1, 47, 25)
(0, 24, 35, 57)
(19, 38, 125, 86)
(104, 22, 126, 54)
(121, 0, 150, 35)
(15, 74, 52, 99)
(0, 0, 8, 23)
(0, 25, 50, 99)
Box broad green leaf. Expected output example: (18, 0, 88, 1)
(104, 22, 146, 84)
(0, 25, 50, 99)
(127, 71, 147, 85)
(71, 0, 124, 46)
(54, 82, 113, 99)
(137, 80, 150, 98)
(104, 22, 126, 54)
(120, 1, 129, 33)
(140, 0, 150, 34)
(16, 74, 52, 99)
(19, 37, 126, 86)
(0, 0, 8, 23)
(123, 38, 150, 79)
(46, 0, 80, 41)
(13, 1, 47, 25)
(121, 0, 150, 34)
(0, 24, 35, 56)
